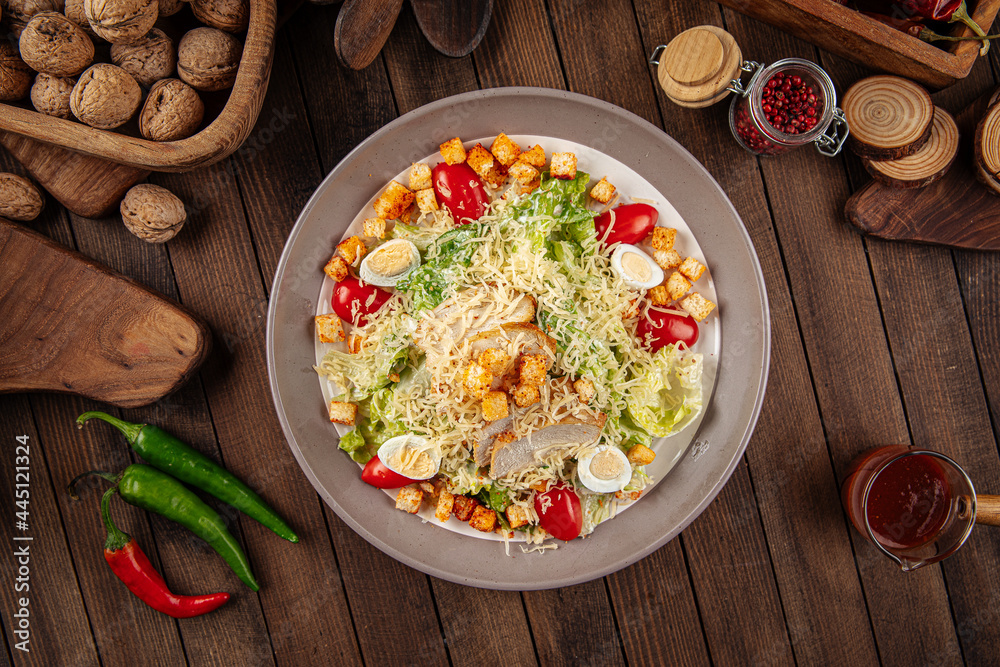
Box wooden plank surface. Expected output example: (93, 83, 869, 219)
(4, 1, 1000, 665)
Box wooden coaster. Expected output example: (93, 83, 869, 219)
(657, 26, 743, 109)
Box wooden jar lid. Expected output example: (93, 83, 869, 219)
(657, 26, 743, 108)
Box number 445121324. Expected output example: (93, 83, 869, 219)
(15, 434, 29, 528)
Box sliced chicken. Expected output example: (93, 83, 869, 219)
(490, 413, 607, 478)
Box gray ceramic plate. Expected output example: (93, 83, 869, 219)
(267, 88, 770, 590)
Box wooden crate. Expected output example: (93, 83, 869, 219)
(0, 0, 276, 172)
(716, 0, 1000, 89)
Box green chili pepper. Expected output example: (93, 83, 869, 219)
(77, 411, 298, 544)
(70, 464, 259, 591)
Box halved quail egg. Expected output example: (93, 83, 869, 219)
(359, 239, 420, 287)
(577, 445, 632, 493)
(610, 244, 663, 290)
(377, 434, 440, 480)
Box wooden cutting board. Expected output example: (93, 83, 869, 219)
(0, 132, 149, 219)
(845, 90, 1000, 250)
(0, 219, 210, 408)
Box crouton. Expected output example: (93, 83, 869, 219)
(400, 204, 415, 224)
(505, 504, 529, 529)
(328, 400, 357, 425)
(395, 486, 423, 514)
(653, 248, 682, 271)
(478, 348, 511, 376)
(315, 313, 345, 343)
(512, 382, 540, 408)
(517, 354, 548, 386)
(439, 137, 466, 165)
(336, 236, 367, 266)
(520, 144, 546, 168)
(550, 152, 577, 179)
(463, 362, 493, 400)
(435, 490, 454, 522)
(482, 391, 509, 421)
(679, 292, 716, 322)
(415, 187, 439, 213)
(589, 177, 616, 204)
(529, 481, 548, 493)
(452, 495, 478, 521)
(362, 217, 386, 239)
(323, 255, 349, 282)
(666, 271, 691, 301)
(419, 481, 436, 496)
(469, 506, 498, 532)
(573, 378, 595, 404)
(467, 143, 505, 186)
(490, 132, 522, 167)
(409, 162, 432, 191)
(373, 181, 415, 220)
(508, 160, 539, 184)
(679, 257, 706, 283)
(649, 285, 670, 306)
(347, 334, 364, 354)
(494, 431, 517, 448)
(650, 227, 677, 251)
(627, 443, 656, 465)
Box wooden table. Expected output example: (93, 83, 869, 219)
(3, 2, 1000, 665)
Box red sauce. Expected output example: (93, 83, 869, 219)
(864, 454, 952, 550)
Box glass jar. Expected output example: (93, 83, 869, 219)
(728, 58, 849, 157)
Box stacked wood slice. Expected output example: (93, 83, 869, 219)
(843, 75, 959, 189)
(975, 97, 1000, 196)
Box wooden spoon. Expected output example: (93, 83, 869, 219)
(410, 0, 493, 57)
(334, 0, 404, 70)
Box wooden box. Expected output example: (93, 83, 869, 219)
(715, 0, 1000, 89)
(0, 0, 276, 172)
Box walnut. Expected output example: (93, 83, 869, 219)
(0, 41, 32, 101)
(177, 27, 241, 92)
(84, 0, 157, 45)
(157, 0, 182, 16)
(0, 173, 44, 221)
(30, 72, 75, 118)
(64, 0, 99, 39)
(1, 0, 60, 36)
(189, 0, 247, 33)
(70, 63, 141, 129)
(139, 78, 203, 141)
(19, 12, 94, 77)
(121, 183, 186, 243)
(110, 27, 174, 87)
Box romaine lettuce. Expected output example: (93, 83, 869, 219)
(626, 344, 703, 437)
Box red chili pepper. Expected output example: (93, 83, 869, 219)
(100, 487, 230, 618)
(861, 10, 1000, 46)
(864, 1, 990, 52)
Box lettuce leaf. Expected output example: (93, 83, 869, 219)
(626, 344, 704, 437)
(338, 428, 372, 463)
(317, 337, 410, 401)
(396, 224, 483, 312)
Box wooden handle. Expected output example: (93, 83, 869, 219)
(0, 219, 210, 408)
(411, 0, 493, 58)
(335, 0, 405, 70)
(843, 75, 935, 160)
(976, 495, 1000, 527)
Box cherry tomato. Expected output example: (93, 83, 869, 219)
(361, 455, 416, 489)
(595, 203, 658, 247)
(432, 162, 489, 223)
(332, 277, 392, 326)
(636, 307, 699, 351)
(534, 484, 583, 541)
